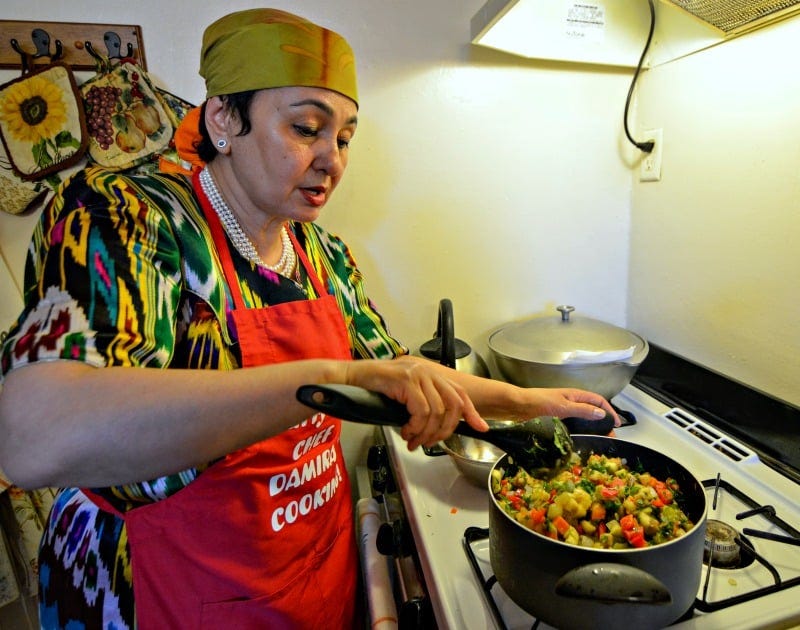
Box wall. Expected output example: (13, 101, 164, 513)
(630, 17, 800, 407)
(0, 0, 635, 347)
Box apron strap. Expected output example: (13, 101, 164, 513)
(288, 229, 328, 297)
(81, 488, 126, 519)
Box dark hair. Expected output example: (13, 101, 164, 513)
(196, 91, 259, 163)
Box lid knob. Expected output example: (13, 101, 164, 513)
(557, 305, 575, 322)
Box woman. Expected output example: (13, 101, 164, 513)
(0, 9, 617, 629)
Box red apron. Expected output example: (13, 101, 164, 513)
(84, 174, 359, 629)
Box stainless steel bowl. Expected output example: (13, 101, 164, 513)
(440, 422, 510, 487)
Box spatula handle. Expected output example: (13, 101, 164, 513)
(296, 384, 410, 426)
(297, 383, 489, 440)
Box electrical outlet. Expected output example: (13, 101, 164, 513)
(639, 128, 663, 182)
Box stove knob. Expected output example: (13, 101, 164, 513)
(367, 445, 388, 470)
(376, 522, 397, 556)
(376, 520, 413, 557)
(371, 468, 388, 493)
(399, 597, 434, 629)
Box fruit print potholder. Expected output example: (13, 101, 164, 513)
(0, 62, 88, 182)
(81, 59, 172, 171)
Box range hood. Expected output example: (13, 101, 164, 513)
(471, 0, 800, 67)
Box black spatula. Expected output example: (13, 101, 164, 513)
(296, 383, 576, 470)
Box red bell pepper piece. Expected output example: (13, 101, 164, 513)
(553, 515, 571, 537)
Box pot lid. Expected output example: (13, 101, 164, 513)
(488, 305, 648, 365)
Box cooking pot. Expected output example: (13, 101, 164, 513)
(488, 305, 649, 400)
(416, 298, 489, 378)
(488, 436, 707, 629)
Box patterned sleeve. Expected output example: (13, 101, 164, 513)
(298, 222, 408, 360)
(1, 167, 185, 375)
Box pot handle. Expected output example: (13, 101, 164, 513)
(554, 563, 672, 605)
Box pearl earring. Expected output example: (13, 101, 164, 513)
(216, 139, 228, 149)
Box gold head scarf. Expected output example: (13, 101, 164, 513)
(173, 8, 358, 172)
(201, 8, 358, 104)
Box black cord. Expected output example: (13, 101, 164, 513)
(624, 0, 656, 153)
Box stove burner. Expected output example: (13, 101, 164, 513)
(704, 519, 744, 567)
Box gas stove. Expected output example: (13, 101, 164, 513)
(367, 345, 800, 629)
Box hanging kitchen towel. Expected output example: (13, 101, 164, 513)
(0, 139, 87, 216)
(154, 87, 195, 131)
(0, 526, 21, 609)
(135, 87, 196, 176)
(0, 141, 48, 215)
(81, 58, 172, 171)
(6, 486, 56, 597)
(0, 62, 88, 182)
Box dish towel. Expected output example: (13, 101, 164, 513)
(0, 484, 57, 608)
(564, 345, 636, 364)
(356, 498, 398, 630)
(0, 522, 20, 609)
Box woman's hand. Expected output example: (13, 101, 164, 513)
(343, 356, 488, 450)
(516, 387, 621, 427)
(339, 356, 619, 451)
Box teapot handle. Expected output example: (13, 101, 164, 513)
(437, 298, 456, 369)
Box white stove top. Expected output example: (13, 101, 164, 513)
(382, 385, 800, 629)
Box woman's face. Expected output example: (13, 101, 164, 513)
(221, 86, 358, 224)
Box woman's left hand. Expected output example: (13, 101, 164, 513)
(518, 387, 621, 427)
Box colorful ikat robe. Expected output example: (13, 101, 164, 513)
(0, 166, 406, 629)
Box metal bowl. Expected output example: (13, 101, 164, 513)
(440, 421, 510, 488)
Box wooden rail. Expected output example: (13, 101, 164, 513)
(0, 20, 146, 71)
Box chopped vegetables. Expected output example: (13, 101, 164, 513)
(491, 452, 694, 549)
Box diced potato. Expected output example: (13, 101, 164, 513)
(564, 527, 580, 546)
(547, 503, 563, 520)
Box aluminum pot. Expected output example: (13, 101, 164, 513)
(488, 436, 707, 630)
(488, 305, 649, 400)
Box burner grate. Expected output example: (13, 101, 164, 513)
(696, 476, 800, 612)
(462, 527, 515, 630)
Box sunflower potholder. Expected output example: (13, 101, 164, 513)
(0, 62, 88, 182)
(81, 59, 172, 171)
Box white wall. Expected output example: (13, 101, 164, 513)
(630, 18, 800, 406)
(0, 0, 634, 348)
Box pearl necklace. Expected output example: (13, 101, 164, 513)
(199, 167, 296, 276)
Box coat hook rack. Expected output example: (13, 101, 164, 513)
(0, 20, 146, 71)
